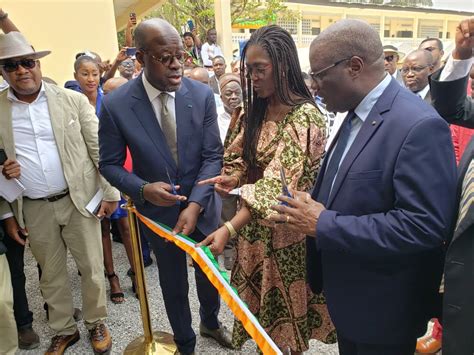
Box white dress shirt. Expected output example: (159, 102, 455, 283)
(142, 74, 177, 134)
(415, 85, 430, 100)
(9, 82, 68, 199)
(217, 110, 231, 144)
(326, 73, 392, 194)
(439, 55, 474, 82)
(201, 42, 224, 67)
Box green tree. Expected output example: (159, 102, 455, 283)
(117, 0, 295, 46)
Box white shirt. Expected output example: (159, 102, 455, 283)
(217, 110, 231, 143)
(142, 74, 176, 133)
(214, 93, 224, 115)
(415, 85, 430, 100)
(8, 82, 68, 199)
(326, 73, 392, 194)
(439, 55, 474, 82)
(201, 42, 224, 67)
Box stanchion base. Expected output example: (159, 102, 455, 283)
(124, 331, 177, 354)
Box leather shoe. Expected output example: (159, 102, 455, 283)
(45, 330, 80, 355)
(89, 323, 112, 354)
(199, 322, 233, 349)
(18, 325, 40, 350)
(416, 334, 442, 353)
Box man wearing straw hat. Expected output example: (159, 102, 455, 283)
(383, 44, 405, 85)
(0, 31, 120, 354)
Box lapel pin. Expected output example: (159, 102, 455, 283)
(371, 120, 377, 126)
(187, 104, 192, 108)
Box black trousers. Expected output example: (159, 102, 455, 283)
(142, 223, 220, 355)
(337, 332, 416, 355)
(3, 229, 34, 329)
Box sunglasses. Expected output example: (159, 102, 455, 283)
(1, 59, 37, 73)
(384, 55, 395, 62)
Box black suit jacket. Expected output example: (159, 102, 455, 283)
(431, 70, 474, 355)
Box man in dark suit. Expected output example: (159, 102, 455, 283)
(401, 49, 434, 102)
(98, 19, 230, 355)
(271, 19, 457, 355)
(429, 16, 474, 355)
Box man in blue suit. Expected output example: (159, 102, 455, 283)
(98, 19, 230, 355)
(271, 19, 457, 354)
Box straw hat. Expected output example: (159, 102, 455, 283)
(383, 44, 405, 59)
(0, 31, 50, 63)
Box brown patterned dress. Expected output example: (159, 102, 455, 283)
(223, 103, 336, 352)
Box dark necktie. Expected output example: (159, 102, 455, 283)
(317, 111, 355, 205)
(159, 92, 178, 164)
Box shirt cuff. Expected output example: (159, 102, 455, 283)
(0, 212, 14, 220)
(439, 55, 474, 82)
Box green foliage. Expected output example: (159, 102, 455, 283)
(133, 0, 295, 41)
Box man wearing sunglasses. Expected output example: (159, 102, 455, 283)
(98, 19, 230, 355)
(0, 31, 120, 354)
(383, 44, 405, 85)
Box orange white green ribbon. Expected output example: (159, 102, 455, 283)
(131, 207, 282, 355)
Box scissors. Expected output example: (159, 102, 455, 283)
(166, 167, 181, 206)
(279, 167, 292, 206)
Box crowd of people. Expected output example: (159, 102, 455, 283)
(0, 6, 473, 355)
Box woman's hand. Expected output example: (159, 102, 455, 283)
(196, 227, 230, 256)
(197, 175, 239, 197)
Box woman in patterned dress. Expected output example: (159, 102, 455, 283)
(198, 25, 336, 353)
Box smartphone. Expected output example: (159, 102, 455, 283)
(0, 149, 7, 165)
(187, 19, 194, 32)
(126, 47, 137, 56)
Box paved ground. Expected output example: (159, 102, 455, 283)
(19, 239, 339, 354)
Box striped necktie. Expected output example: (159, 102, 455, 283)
(455, 158, 474, 231)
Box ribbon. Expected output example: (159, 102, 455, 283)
(131, 207, 282, 355)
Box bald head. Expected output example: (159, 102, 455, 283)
(103, 77, 128, 94)
(310, 19, 383, 67)
(404, 49, 433, 66)
(190, 67, 210, 85)
(134, 18, 180, 49)
(401, 49, 434, 93)
(309, 19, 386, 113)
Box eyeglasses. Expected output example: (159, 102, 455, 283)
(245, 64, 271, 79)
(1, 59, 37, 72)
(384, 55, 396, 62)
(120, 62, 134, 68)
(400, 65, 432, 75)
(310, 57, 352, 82)
(144, 50, 185, 66)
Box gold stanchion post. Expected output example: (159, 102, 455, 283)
(123, 198, 176, 355)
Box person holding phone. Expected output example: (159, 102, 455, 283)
(183, 30, 201, 68)
(0, 31, 120, 354)
(198, 25, 335, 353)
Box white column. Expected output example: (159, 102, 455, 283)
(214, 0, 233, 64)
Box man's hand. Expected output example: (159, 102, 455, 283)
(269, 190, 326, 237)
(2, 159, 21, 179)
(453, 17, 474, 60)
(196, 226, 230, 256)
(173, 202, 201, 236)
(115, 47, 129, 63)
(4, 216, 27, 246)
(197, 175, 239, 197)
(97, 200, 119, 219)
(143, 182, 187, 207)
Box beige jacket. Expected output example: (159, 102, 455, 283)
(0, 82, 120, 228)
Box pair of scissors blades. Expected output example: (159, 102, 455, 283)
(166, 167, 181, 206)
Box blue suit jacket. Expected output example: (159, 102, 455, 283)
(98, 76, 223, 235)
(308, 79, 458, 344)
